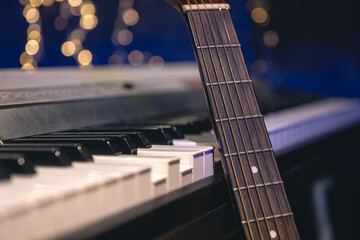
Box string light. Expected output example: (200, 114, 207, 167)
(128, 50, 144, 66)
(80, 14, 98, 30)
(68, 0, 82, 7)
(78, 49, 92, 66)
(19, 52, 34, 65)
(148, 56, 165, 72)
(263, 30, 279, 47)
(251, 7, 268, 24)
(80, 2, 95, 16)
(21, 62, 36, 70)
(27, 30, 41, 42)
(25, 40, 40, 55)
(30, 0, 43, 7)
(27, 23, 41, 34)
(122, 8, 139, 26)
(117, 29, 133, 46)
(61, 41, 76, 56)
(19, 0, 163, 70)
(70, 6, 81, 16)
(25, 7, 40, 23)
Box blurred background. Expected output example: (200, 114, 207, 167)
(0, 1, 359, 239)
(0, 0, 359, 96)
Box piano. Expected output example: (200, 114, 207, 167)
(1, 64, 360, 240)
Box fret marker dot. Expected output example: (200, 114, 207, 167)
(270, 230, 277, 238)
(251, 166, 258, 173)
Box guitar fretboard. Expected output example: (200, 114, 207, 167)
(183, 4, 299, 240)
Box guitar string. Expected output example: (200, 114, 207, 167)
(217, 6, 299, 238)
(183, 1, 255, 238)
(181, 1, 255, 238)
(216, 9, 292, 239)
(202, 0, 281, 238)
(192, 0, 266, 238)
(206, 1, 286, 238)
(180, 1, 298, 238)
(204, 1, 287, 238)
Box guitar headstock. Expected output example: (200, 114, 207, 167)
(165, 0, 226, 13)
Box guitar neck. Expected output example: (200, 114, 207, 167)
(180, 3, 299, 240)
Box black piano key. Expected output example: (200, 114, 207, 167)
(82, 126, 174, 145)
(129, 118, 212, 135)
(32, 135, 137, 155)
(0, 166, 9, 179)
(1, 143, 93, 162)
(0, 158, 11, 180)
(11, 138, 122, 155)
(53, 131, 152, 148)
(0, 153, 35, 175)
(0, 147, 72, 166)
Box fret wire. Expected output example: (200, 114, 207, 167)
(202, 1, 273, 237)
(215, 114, 263, 123)
(184, 1, 255, 238)
(242, 213, 294, 224)
(196, 43, 241, 49)
(223, 5, 296, 231)
(213, 6, 285, 238)
(224, 148, 273, 157)
(218, 6, 299, 239)
(205, 2, 288, 238)
(233, 181, 283, 191)
(195, 1, 268, 237)
(205, 79, 252, 86)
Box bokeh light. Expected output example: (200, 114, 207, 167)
(251, 7, 268, 24)
(61, 41, 76, 57)
(80, 2, 95, 16)
(122, 8, 139, 26)
(78, 49, 92, 65)
(25, 40, 40, 55)
(68, 0, 82, 7)
(252, 59, 268, 76)
(148, 56, 164, 72)
(117, 30, 133, 46)
(80, 14, 98, 30)
(25, 7, 40, 23)
(30, 0, 43, 7)
(263, 30, 279, 47)
(128, 50, 144, 66)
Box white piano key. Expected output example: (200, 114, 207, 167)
(152, 173, 167, 197)
(180, 165, 193, 186)
(149, 145, 214, 178)
(0, 195, 28, 240)
(71, 162, 152, 204)
(265, 98, 360, 155)
(92, 155, 180, 192)
(137, 148, 205, 182)
(172, 139, 197, 146)
(6, 167, 137, 238)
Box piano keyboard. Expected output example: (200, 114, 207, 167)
(1, 66, 359, 239)
(0, 121, 217, 240)
(1, 96, 359, 239)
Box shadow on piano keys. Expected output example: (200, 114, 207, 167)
(0, 65, 360, 239)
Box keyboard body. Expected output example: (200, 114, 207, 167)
(1, 65, 359, 239)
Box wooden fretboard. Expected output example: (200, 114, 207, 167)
(176, 2, 300, 239)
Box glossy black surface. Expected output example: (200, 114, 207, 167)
(0, 146, 71, 166)
(0, 153, 35, 175)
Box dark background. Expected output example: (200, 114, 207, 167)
(0, 0, 359, 97)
